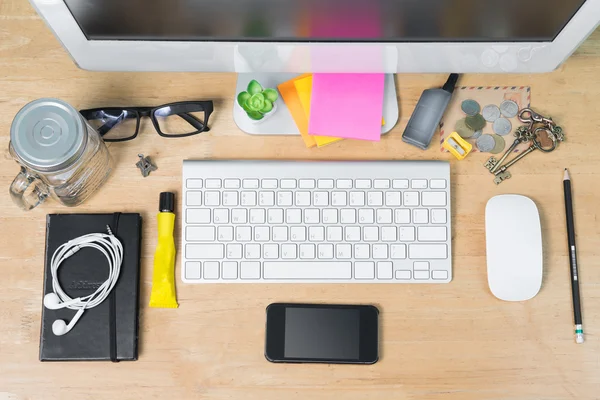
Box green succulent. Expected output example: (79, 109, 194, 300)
(237, 80, 279, 120)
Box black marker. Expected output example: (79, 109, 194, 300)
(563, 168, 583, 344)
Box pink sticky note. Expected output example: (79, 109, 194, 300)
(308, 73, 385, 141)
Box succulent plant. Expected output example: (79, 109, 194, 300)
(237, 80, 279, 120)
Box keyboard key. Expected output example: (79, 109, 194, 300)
(241, 191, 257, 206)
(263, 262, 352, 279)
(231, 209, 247, 224)
(291, 227, 306, 241)
(349, 192, 365, 206)
(187, 191, 203, 206)
(430, 179, 447, 189)
(267, 209, 284, 224)
(376, 209, 393, 224)
(245, 244, 261, 259)
(313, 191, 329, 206)
(381, 226, 397, 242)
(345, 226, 361, 242)
(413, 261, 430, 271)
(355, 179, 372, 189)
(272, 226, 288, 242)
(331, 192, 347, 206)
(186, 179, 203, 189)
(393, 179, 409, 189)
(394, 209, 411, 224)
(414, 270, 430, 280)
(240, 262, 261, 279)
(408, 244, 448, 259)
(213, 209, 229, 224)
(186, 244, 224, 259)
(340, 209, 356, 224)
(422, 192, 447, 207)
(411, 179, 427, 189)
(355, 262, 375, 279)
(281, 244, 297, 259)
(205, 179, 222, 189)
(318, 244, 334, 259)
(217, 226, 233, 241)
(403, 192, 419, 206)
(286, 209, 302, 224)
(299, 179, 315, 189)
(259, 191, 275, 206)
(413, 209, 429, 224)
(377, 262, 393, 279)
(336, 179, 353, 189)
(254, 226, 270, 241)
(249, 209, 265, 224)
(336, 244, 352, 259)
(222, 262, 238, 279)
(277, 191, 293, 206)
(187, 209, 210, 224)
(385, 192, 402, 206)
(322, 209, 338, 224)
(296, 191, 311, 206)
(358, 209, 374, 224)
(431, 209, 447, 224)
(367, 192, 383, 206)
(204, 191, 220, 206)
(236, 226, 252, 241)
(399, 227, 415, 241)
(374, 179, 390, 189)
(354, 244, 370, 259)
(372, 244, 388, 259)
(318, 179, 334, 189)
(280, 179, 297, 189)
(309, 226, 325, 241)
(391, 244, 407, 259)
(432, 270, 449, 280)
(243, 179, 259, 189)
(304, 209, 320, 224)
(299, 244, 316, 259)
(395, 270, 411, 280)
(203, 262, 220, 279)
(227, 244, 243, 259)
(327, 226, 343, 242)
(363, 226, 379, 242)
(224, 179, 241, 189)
(185, 262, 201, 279)
(222, 191, 239, 206)
(263, 244, 279, 259)
(418, 227, 447, 242)
(262, 179, 278, 189)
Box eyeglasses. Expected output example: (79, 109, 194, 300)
(79, 101, 213, 142)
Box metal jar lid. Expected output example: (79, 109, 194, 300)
(10, 98, 87, 172)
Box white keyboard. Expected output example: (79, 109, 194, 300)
(182, 160, 451, 283)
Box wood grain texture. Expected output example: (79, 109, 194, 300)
(1, 3, 599, 400)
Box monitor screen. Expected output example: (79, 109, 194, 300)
(64, 0, 586, 43)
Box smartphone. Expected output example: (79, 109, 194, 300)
(265, 303, 379, 364)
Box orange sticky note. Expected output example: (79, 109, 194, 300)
(277, 74, 316, 148)
(294, 75, 342, 147)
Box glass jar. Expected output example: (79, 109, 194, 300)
(9, 98, 113, 210)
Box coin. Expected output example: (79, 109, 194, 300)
(482, 104, 501, 122)
(461, 99, 481, 116)
(500, 100, 519, 118)
(476, 134, 495, 152)
(492, 117, 512, 136)
(465, 114, 486, 131)
(471, 129, 482, 139)
(454, 118, 475, 138)
(490, 134, 506, 154)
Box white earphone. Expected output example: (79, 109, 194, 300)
(44, 228, 123, 336)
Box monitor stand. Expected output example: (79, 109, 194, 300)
(233, 73, 398, 136)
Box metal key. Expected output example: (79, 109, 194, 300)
(493, 127, 559, 177)
(485, 126, 532, 173)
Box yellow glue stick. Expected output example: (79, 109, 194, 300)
(149, 192, 179, 308)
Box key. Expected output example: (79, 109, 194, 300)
(322, 209, 338, 224)
(213, 209, 229, 224)
(309, 226, 325, 241)
(263, 262, 352, 279)
(281, 244, 297, 259)
(355, 262, 375, 279)
(349, 191, 365, 206)
(185, 262, 201, 280)
(204, 191, 220, 206)
(372, 244, 388, 259)
(296, 191, 311, 206)
(430, 179, 447, 189)
(299, 179, 315, 189)
(222, 262, 238, 279)
(494, 170, 512, 185)
(227, 243, 243, 259)
(336, 244, 352, 259)
(249, 209, 265, 224)
(391, 244, 407, 259)
(277, 191, 293, 206)
(318, 179, 334, 189)
(327, 226, 343, 242)
(259, 191, 275, 206)
(245, 244, 261, 259)
(286, 209, 302, 224)
(413, 209, 429, 224)
(340, 209, 356, 224)
(254, 226, 270, 241)
(377, 262, 393, 279)
(242, 179, 259, 189)
(385, 192, 402, 206)
(493, 143, 538, 178)
(187, 209, 211, 224)
(186, 244, 224, 259)
(291, 226, 306, 241)
(331, 191, 347, 206)
(488, 135, 526, 173)
(240, 262, 261, 279)
(377, 209, 393, 224)
(318, 244, 334, 259)
(187, 191, 203, 206)
(313, 191, 329, 206)
(203, 262, 220, 279)
(432, 270, 449, 280)
(241, 191, 257, 206)
(374, 179, 390, 189)
(408, 244, 448, 259)
(280, 179, 297, 189)
(394, 209, 411, 224)
(363, 226, 379, 241)
(304, 209, 320, 224)
(414, 261, 430, 271)
(393, 179, 409, 189)
(354, 244, 370, 259)
(231, 209, 247, 224)
(218, 226, 234, 241)
(358, 209, 374, 224)
(399, 227, 415, 241)
(267, 209, 284, 224)
(261, 179, 278, 189)
(299, 244, 316, 259)
(272, 226, 288, 242)
(395, 270, 411, 280)
(222, 191, 239, 206)
(345, 226, 361, 242)
(414, 270, 430, 280)
(355, 179, 372, 189)
(186, 179, 203, 189)
(381, 226, 397, 241)
(186, 226, 215, 241)
(418, 227, 447, 242)
(403, 192, 419, 206)
(411, 179, 427, 189)
(224, 179, 241, 189)
(367, 192, 383, 206)
(431, 209, 447, 224)
(422, 192, 447, 207)
(263, 244, 279, 259)
(205, 179, 222, 189)
(336, 179, 353, 189)
(236, 226, 252, 241)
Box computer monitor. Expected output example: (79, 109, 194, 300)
(30, 0, 600, 73)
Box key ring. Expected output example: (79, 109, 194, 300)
(519, 108, 555, 130)
(531, 127, 558, 153)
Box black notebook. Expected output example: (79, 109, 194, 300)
(40, 213, 142, 362)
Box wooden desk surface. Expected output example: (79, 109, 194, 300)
(1, 3, 599, 399)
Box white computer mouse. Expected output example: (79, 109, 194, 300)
(485, 194, 543, 301)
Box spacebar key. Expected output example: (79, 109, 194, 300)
(263, 262, 352, 280)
